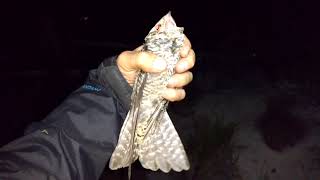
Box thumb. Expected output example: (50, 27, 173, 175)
(119, 50, 167, 73)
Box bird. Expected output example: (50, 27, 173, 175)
(109, 12, 190, 178)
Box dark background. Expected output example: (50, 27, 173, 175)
(0, 0, 319, 176)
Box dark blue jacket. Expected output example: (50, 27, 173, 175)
(0, 56, 133, 180)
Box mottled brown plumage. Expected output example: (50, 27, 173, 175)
(109, 12, 190, 175)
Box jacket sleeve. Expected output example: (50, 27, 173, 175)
(0, 56, 132, 180)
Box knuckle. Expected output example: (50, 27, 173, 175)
(137, 52, 152, 69)
(118, 51, 130, 61)
(136, 52, 147, 65)
(117, 51, 132, 67)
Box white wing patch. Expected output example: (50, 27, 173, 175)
(109, 109, 138, 169)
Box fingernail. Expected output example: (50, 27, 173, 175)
(152, 59, 166, 71)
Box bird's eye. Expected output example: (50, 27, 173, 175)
(156, 24, 161, 31)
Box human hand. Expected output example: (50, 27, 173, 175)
(116, 36, 195, 102)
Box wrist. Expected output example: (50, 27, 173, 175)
(97, 56, 133, 111)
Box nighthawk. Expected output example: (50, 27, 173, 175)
(109, 12, 190, 175)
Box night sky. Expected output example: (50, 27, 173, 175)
(2, 0, 318, 67)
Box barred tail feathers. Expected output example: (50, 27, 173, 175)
(138, 112, 190, 172)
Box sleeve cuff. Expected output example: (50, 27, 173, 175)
(96, 56, 132, 112)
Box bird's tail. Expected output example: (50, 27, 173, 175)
(138, 112, 190, 172)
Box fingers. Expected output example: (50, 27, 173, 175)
(120, 35, 194, 74)
(167, 71, 193, 88)
(135, 52, 166, 72)
(162, 36, 194, 102)
(162, 88, 186, 102)
(176, 48, 196, 73)
(180, 35, 192, 57)
(117, 50, 166, 73)
(164, 69, 193, 102)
